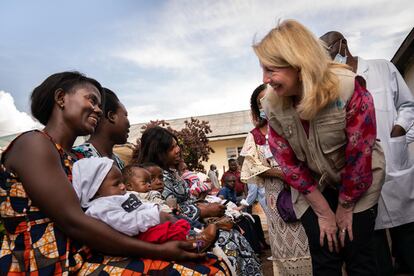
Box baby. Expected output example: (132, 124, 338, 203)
(143, 163, 164, 193)
(122, 163, 168, 208)
(73, 157, 216, 251)
(123, 163, 204, 229)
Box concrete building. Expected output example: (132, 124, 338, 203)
(127, 110, 252, 177)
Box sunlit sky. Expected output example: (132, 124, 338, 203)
(1, 0, 413, 136)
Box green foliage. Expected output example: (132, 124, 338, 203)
(132, 118, 214, 173)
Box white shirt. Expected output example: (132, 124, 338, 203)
(85, 192, 161, 236)
(357, 57, 414, 229)
(208, 170, 220, 189)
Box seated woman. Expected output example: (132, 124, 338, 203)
(135, 126, 262, 276)
(73, 87, 130, 169)
(0, 71, 229, 275)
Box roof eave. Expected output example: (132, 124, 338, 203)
(391, 27, 414, 73)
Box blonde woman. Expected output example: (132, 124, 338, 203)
(253, 20, 385, 275)
(240, 84, 312, 275)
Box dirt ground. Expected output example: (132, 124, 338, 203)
(259, 233, 274, 276)
(252, 203, 274, 276)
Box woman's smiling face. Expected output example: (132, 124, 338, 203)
(262, 65, 301, 97)
(63, 83, 103, 135)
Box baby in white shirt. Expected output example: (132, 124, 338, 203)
(73, 157, 216, 251)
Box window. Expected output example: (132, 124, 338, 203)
(226, 146, 243, 159)
(226, 147, 237, 159)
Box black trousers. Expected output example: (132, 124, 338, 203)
(375, 222, 414, 275)
(300, 188, 378, 276)
(390, 221, 414, 274)
(373, 229, 393, 276)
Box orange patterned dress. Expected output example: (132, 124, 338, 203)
(0, 131, 230, 275)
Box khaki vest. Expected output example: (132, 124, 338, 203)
(262, 68, 385, 218)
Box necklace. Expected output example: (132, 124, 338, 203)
(42, 130, 78, 160)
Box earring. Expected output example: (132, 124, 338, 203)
(59, 102, 64, 109)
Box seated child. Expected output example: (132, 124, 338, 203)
(72, 157, 216, 252)
(142, 162, 164, 193)
(217, 175, 239, 204)
(217, 174, 270, 254)
(182, 170, 211, 200)
(122, 163, 173, 212)
(142, 162, 182, 210)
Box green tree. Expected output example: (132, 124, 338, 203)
(131, 118, 214, 172)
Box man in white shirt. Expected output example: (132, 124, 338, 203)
(321, 31, 414, 275)
(207, 164, 220, 189)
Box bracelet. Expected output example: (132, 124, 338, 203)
(339, 201, 355, 209)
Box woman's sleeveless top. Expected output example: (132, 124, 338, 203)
(0, 130, 86, 274)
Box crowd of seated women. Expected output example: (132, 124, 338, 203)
(0, 72, 263, 276)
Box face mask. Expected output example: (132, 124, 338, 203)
(334, 53, 347, 64)
(333, 39, 347, 64)
(259, 109, 267, 120)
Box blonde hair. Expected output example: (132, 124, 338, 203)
(253, 19, 347, 120)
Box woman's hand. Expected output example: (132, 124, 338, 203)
(336, 203, 354, 247)
(198, 202, 226, 218)
(157, 241, 206, 261)
(303, 189, 339, 252)
(317, 209, 339, 253)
